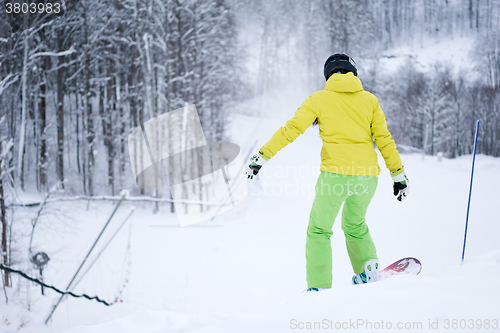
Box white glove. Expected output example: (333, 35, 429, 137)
(245, 151, 269, 179)
(391, 168, 410, 202)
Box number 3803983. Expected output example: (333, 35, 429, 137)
(5, 2, 61, 14)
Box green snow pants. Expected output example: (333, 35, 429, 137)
(306, 171, 378, 288)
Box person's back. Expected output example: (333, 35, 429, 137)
(311, 72, 400, 176)
(313, 73, 374, 144)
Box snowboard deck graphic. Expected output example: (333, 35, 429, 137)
(380, 257, 422, 280)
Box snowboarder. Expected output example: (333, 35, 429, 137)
(245, 54, 410, 292)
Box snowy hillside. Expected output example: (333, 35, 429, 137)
(377, 36, 476, 75)
(2, 110, 500, 333)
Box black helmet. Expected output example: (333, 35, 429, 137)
(324, 54, 357, 80)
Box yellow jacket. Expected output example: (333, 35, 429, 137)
(260, 72, 402, 176)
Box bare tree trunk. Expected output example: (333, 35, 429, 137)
(476, 0, 480, 30)
(56, 33, 65, 187)
(87, 81, 95, 197)
(141, 32, 159, 212)
(108, 70, 115, 195)
(81, 90, 88, 193)
(101, 63, 115, 195)
(129, 68, 144, 195)
(469, 0, 474, 29)
(83, 7, 95, 196)
(0, 142, 9, 287)
(17, 31, 29, 189)
(39, 55, 49, 191)
(117, 75, 125, 190)
(76, 92, 81, 174)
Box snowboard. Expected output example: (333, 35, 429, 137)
(380, 257, 422, 280)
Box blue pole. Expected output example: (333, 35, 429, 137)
(462, 120, 480, 263)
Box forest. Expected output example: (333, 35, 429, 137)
(0, 0, 499, 197)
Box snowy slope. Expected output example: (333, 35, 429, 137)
(377, 36, 476, 74)
(2, 109, 500, 333)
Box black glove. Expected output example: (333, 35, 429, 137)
(391, 168, 410, 202)
(245, 151, 269, 179)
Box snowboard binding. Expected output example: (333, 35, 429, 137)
(352, 259, 380, 284)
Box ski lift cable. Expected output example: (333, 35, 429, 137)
(0, 264, 113, 306)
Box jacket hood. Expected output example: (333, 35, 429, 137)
(325, 72, 363, 93)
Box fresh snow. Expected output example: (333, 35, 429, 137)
(377, 36, 476, 75)
(2, 110, 500, 333)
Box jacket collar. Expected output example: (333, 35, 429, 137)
(325, 72, 364, 93)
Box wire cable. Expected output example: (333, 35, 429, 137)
(0, 264, 112, 306)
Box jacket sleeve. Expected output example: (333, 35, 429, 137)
(370, 95, 403, 173)
(260, 95, 318, 159)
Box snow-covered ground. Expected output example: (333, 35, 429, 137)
(377, 36, 476, 75)
(2, 110, 500, 333)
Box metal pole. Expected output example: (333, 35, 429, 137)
(70, 207, 135, 290)
(462, 120, 480, 263)
(40, 268, 44, 295)
(45, 194, 126, 324)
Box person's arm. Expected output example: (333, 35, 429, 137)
(245, 96, 318, 179)
(260, 95, 318, 159)
(370, 95, 402, 173)
(371, 95, 409, 201)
